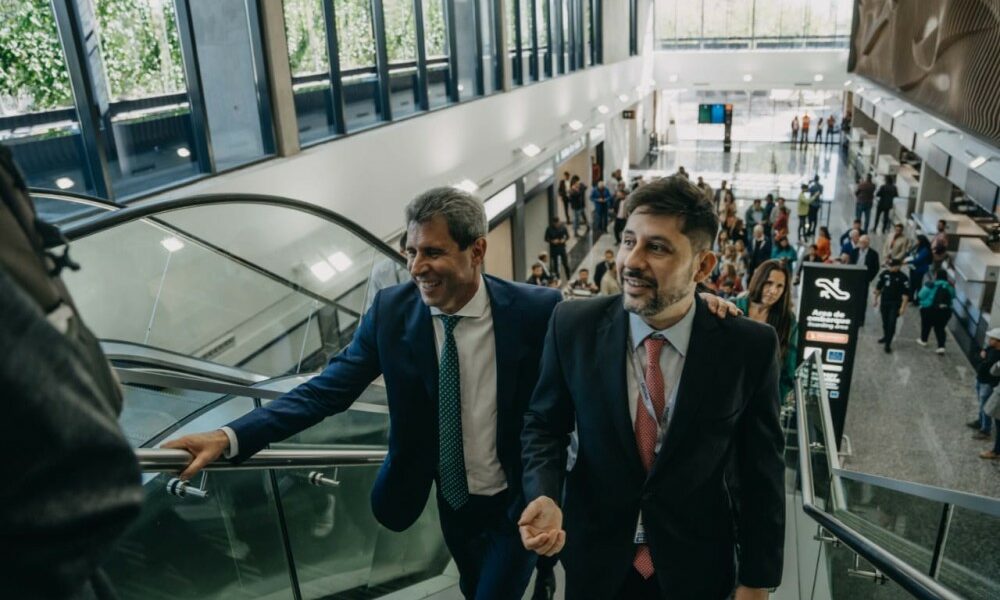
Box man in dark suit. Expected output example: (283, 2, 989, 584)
(165, 187, 562, 599)
(854, 234, 880, 326)
(747, 224, 772, 280)
(518, 176, 785, 600)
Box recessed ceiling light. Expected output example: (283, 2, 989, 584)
(309, 261, 336, 282)
(521, 143, 541, 157)
(176, 147, 191, 158)
(892, 109, 905, 118)
(54, 177, 74, 190)
(327, 251, 353, 272)
(872, 97, 883, 104)
(742, 74, 753, 82)
(814, 74, 824, 82)
(619, 94, 629, 102)
(568, 119, 583, 131)
(668, 74, 678, 83)
(856, 86, 865, 93)
(970, 156, 988, 169)
(922, 128, 938, 138)
(161, 237, 184, 253)
(843, 80, 853, 87)
(454, 179, 479, 193)
(597, 105, 609, 114)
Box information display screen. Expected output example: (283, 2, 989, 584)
(697, 103, 730, 124)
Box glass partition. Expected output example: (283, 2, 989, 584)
(422, 0, 453, 108)
(384, 0, 422, 119)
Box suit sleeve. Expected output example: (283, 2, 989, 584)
(227, 291, 384, 461)
(521, 303, 575, 503)
(735, 329, 785, 588)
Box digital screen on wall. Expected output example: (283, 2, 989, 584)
(697, 104, 727, 124)
(848, 1, 1000, 148)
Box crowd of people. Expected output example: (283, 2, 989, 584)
(790, 112, 852, 146)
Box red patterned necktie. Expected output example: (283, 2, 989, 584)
(634, 336, 666, 579)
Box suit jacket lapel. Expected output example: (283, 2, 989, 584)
(401, 285, 438, 401)
(600, 300, 645, 480)
(650, 297, 719, 479)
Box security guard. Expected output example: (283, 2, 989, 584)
(873, 258, 910, 353)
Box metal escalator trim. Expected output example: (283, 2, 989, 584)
(105, 339, 270, 384)
(136, 448, 387, 472)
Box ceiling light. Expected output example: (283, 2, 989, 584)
(843, 80, 853, 87)
(327, 251, 353, 272)
(742, 74, 753, 82)
(309, 260, 336, 282)
(922, 128, 938, 138)
(176, 147, 190, 158)
(160, 237, 184, 253)
(872, 97, 883, 104)
(892, 109, 905, 118)
(567, 119, 583, 131)
(814, 74, 824, 82)
(619, 94, 629, 102)
(856, 86, 865, 93)
(54, 177, 75, 190)
(969, 156, 989, 169)
(454, 179, 479, 193)
(457, 84, 465, 92)
(521, 143, 541, 157)
(597, 105, 609, 114)
(668, 74, 678, 83)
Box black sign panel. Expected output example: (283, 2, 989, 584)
(797, 263, 869, 445)
(622, 110, 635, 120)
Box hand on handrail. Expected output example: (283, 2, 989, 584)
(161, 430, 230, 480)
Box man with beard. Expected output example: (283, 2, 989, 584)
(518, 175, 784, 599)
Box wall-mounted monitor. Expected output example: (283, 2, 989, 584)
(697, 104, 730, 124)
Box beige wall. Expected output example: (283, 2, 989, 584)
(558, 148, 593, 187)
(485, 218, 514, 281)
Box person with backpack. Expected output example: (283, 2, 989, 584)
(917, 270, 955, 354)
(0, 145, 143, 598)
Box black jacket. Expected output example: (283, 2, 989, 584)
(856, 247, 880, 283)
(522, 296, 785, 599)
(876, 184, 898, 209)
(977, 348, 1000, 386)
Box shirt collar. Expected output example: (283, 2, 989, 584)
(628, 299, 696, 357)
(429, 276, 490, 319)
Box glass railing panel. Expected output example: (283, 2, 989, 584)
(103, 397, 296, 599)
(31, 192, 115, 228)
(118, 381, 228, 448)
(936, 506, 1000, 600)
(824, 543, 915, 600)
(834, 477, 943, 576)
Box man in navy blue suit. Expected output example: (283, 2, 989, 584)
(165, 187, 561, 599)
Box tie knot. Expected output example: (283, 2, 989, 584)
(643, 335, 666, 363)
(438, 314, 462, 333)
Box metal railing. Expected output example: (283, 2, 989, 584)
(136, 448, 387, 473)
(795, 353, 966, 600)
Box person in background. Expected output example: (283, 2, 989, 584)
(794, 244, 823, 286)
(791, 116, 799, 143)
(801, 113, 811, 146)
(931, 219, 949, 272)
(874, 259, 910, 353)
(569, 269, 598, 295)
(722, 213, 746, 245)
(883, 222, 910, 264)
(569, 177, 588, 237)
(814, 117, 823, 144)
(762, 194, 776, 228)
(854, 173, 876, 233)
(807, 175, 824, 236)
(905, 234, 933, 299)
(873, 175, 898, 234)
(796, 184, 811, 240)
(558, 171, 572, 223)
(916, 269, 954, 354)
(744, 198, 766, 238)
(734, 238, 750, 281)
(591, 180, 613, 233)
(714, 262, 744, 298)
(771, 206, 790, 240)
(614, 187, 629, 244)
(840, 229, 861, 263)
(734, 259, 798, 403)
(771, 235, 797, 272)
(815, 226, 832, 262)
(826, 115, 836, 142)
(837, 252, 853, 265)
(677, 165, 689, 179)
(600, 261, 621, 296)
(537, 252, 561, 288)
(714, 180, 729, 212)
(970, 329, 1000, 442)
(594, 249, 616, 288)
(839, 219, 863, 249)
(696, 176, 714, 203)
(591, 156, 601, 186)
(544, 217, 572, 280)
(854, 235, 880, 326)
(747, 224, 772, 281)
(526, 263, 553, 286)
(840, 113, 852, 146)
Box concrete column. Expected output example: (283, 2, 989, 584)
(258, 0, 300, 157)
(916, 161, 952, 215)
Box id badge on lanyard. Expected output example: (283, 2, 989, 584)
(627, 332, 668, 453)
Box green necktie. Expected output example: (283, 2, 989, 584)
(437, 314, 469, 510)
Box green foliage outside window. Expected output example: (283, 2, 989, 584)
(285, 0, 329, 77)
(94, 0, 185, 102)
(383, 0, 416, 62)
(0, 0, 74, 115)
(334, 0, 376, 69)
(422, 0, 447, 58)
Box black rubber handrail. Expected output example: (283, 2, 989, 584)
(29, 187, 123, 208)
(62, 192, 404, 265)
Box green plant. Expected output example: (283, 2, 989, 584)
(0, 0, 75, 114)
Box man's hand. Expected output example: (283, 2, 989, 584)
(518, 496, 565, 556)
(161, 430, 230, 480)
(700, 292, 743, 318)
(734, 585, 769, 600)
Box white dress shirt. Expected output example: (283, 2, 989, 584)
(430, 277, 506, 495)
(626, 301, 695, 443)
(223, 278, 506, 496)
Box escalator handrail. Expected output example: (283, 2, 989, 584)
(137, 448, 387, 473)
(29, 187, 124, 209)
(795, 355, 963, 600)
(832, 467, 1000, 520)
(61, 192, 405, 265)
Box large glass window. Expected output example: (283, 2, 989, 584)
(383, 0, 421, 118)
(452, 0, 478, 100)
(284, 0, 338, 145)
(537, 0, 551, 80)
(422, 0, 452, 108)
(336, 0, 382, 130)
(479, 0, 499, 94)
(656, 0, 852, 50)
(0, 0, 93, 195)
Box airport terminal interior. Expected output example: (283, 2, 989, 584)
(2, 0, 1000, 598)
